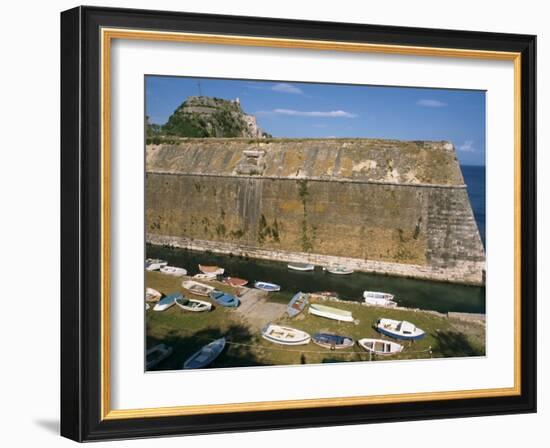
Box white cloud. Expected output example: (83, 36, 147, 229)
(458, 140, 475, 152)
(271, 83, 303, 94)
(269, 108, 357, 118)
(417, 99, 447, 107)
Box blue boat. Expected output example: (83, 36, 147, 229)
(254, 281, 281, 292)
(287, 292, 308, 317)
(208, 290, 240, 307)
(312, 333, 354, 350)
(153, 291, 181, 311)
(375, 318, 426, 341)
(183, 338, 226, 369)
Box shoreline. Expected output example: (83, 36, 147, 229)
(146, 236, 486, 287)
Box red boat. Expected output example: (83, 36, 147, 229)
(222, 277, 248, 287)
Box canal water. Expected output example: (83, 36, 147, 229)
(146, 244, 485, 314)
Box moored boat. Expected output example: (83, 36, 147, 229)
(287, 292, 309, 318)
(183, 338, 226, 369)
(288, 262, 315, 272)
(222, 276, 248, 287)
(358, 338, 404, 355)
(261, 324, 311, 345)
(146, 344, 173, 369)
(254, 281, 281, 292)
(145, 258, 168, 271)
(308, 303, 354, 322)
(312, 333, 354, 350)
(363, 291, 396, 307)
(324, 265, 354, 275)
(198, 264, 224, 276)
(375, 318, 426, 341)
(193, 273, 217, 280)
(159, 265, 187, 276)
(175, 296, 212, 312)
(145, 287, 162, 302)
(181, 280, 215, 297)
(208, 290, 240, 307)
(153, 292, 181, 311)
(313, 291, 340, 299)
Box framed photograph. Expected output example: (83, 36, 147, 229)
(60, 6, 536, 441)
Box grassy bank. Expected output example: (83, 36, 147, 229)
(146, 271, 485, 370)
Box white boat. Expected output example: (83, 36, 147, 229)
(145, 258, 168, 271)
(181, 280, 215, 297)
(261, 324, 311, 346)
(308, 303, 354, 322)
(375, 318, 426, 341)
(160, 265, 187, 276)
(193, 273, 217, 280)
(153, 292, 180, 311)
(288, 262, 315, 271)
(145, 287, 162, 302)
(146, 344, 173, 369)
(175, 296, 212, 312)
(358, 338, 404, 355)
(324, 265, 354, 275)
(254, 281, 281, 292)
(145, 302, 150, 310)
(363, 291, 396, 307)
(183, 338, 226, 369)
(198, 264, 224, 276)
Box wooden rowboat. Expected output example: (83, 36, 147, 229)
(261, 324, 311, 346)
(183, 338, 226, 369)
(175, 296, 212, 312)
(375, 318, 425, 341)
(312, 333, 354, 350)
(198, 264, 224, 276)
(287, 292, 308, 318)
(146, 344, 173, 369)
(222, 277, 248, 287)
(308, 303, 354, 322)
(181, 280, 215, 297)
(288, 262, 315, 271)
(358, 338, 404, 355)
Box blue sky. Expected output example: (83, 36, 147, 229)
(146, 76, 486, 166)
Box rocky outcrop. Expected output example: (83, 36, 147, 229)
(161, 96, 268, 138)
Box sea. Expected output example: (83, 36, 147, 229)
(146, 164, 486, 314)
(462, 165, 486, 247)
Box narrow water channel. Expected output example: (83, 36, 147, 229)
(147, 244, 485, 314)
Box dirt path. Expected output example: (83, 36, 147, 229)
(235, 288, 287, 329)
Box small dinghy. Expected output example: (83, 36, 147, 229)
(145, 258, 168, 271)
(288, 262, 315, 272)
(312, 333, 354, 350)
(261, 324, 311, 345)
(183, 338, 226, 369)
(358, 338, 404, 355)
(181, 280, 215, 297)
(363, 291, 396, 307)
(208, 290, 240, 307)
(198, 264, 224, 276)
(324, 265, 354, 275)
(222, 276, 248, 287)
(146, 344, 173, 369)
(153, 292, 180, 311)
(193, 273, 217, 280)
(375, 318, 426, 341)
(160, 265, 187, 277)
(254, 281, 281, 292)
(175, 296, 212, 312)
(287, 292, 309, 318)
(309, 303, 354, 322)
(145, 287, 162, 302)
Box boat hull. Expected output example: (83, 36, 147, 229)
(376, 326, 425, 341)
(312, 334, 354, 350)
(287, 292, 308, 318)
(261, 325, 311, 345)
(358, 338, 404, 355)
(308, 305, 354, 322)
(254, 282, 281, 292)
(288, 263, 315, 271)
(183, 338, 226, 369)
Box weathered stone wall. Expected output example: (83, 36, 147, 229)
(145, 138, 485, 285)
